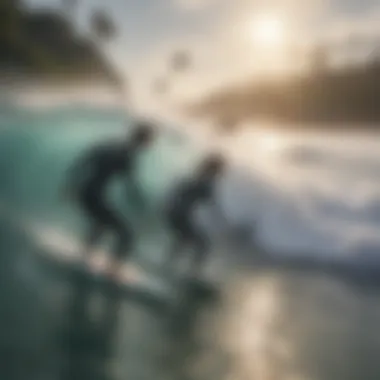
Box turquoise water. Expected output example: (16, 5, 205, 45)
(2, 107, 380, 380)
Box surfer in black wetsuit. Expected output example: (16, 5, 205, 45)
(165, 154, 226, 276)
(63, 122, 155, 277)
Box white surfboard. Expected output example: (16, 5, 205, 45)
(30, 224, 181, 302)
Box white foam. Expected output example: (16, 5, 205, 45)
(211, 129, 380, 260)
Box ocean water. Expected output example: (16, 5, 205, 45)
(1, 105, 380, 380)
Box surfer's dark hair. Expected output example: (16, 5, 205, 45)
(131, 121, 155, 144)
(200, 153, 226, 176)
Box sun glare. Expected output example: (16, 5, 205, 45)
(249, 13, 286, 48)
(257, 132, 283, 154)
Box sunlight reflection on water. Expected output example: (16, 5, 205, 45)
(217, 274, 304, 380)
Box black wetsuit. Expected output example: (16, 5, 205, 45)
(166, 177, 214, 262)
(70, 142, 135, 258)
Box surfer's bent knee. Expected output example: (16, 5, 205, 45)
(113, 226, 133, 259)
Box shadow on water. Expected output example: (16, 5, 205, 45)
(56, 267, 222, 380)
(59, 272, 122, 380)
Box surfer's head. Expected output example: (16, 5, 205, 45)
(198, 153, 226, 179)
(130, 121, 155, 148)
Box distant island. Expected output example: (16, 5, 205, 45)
(188, 54, 380, 128)
(0, 0, 121, 89)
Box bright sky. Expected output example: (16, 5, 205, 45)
(24, 0, 380, 109)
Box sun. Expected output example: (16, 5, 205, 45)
(249, 14, 286, 48)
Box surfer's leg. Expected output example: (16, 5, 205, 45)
(167, 237, 187, 267)
(83, 222, 104, 257)
(113, 220, 133, 260)
(80, 195, 107, 260)
(166, 212, 190, 269)
(104, 209, 133, 279)
(190, 228, 210, 276)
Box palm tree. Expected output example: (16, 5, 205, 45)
(154, 49, 192, 97)
(170, 50, 192, 72)
(91, 9, 116, 44)
(89, 9, 128, 101)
